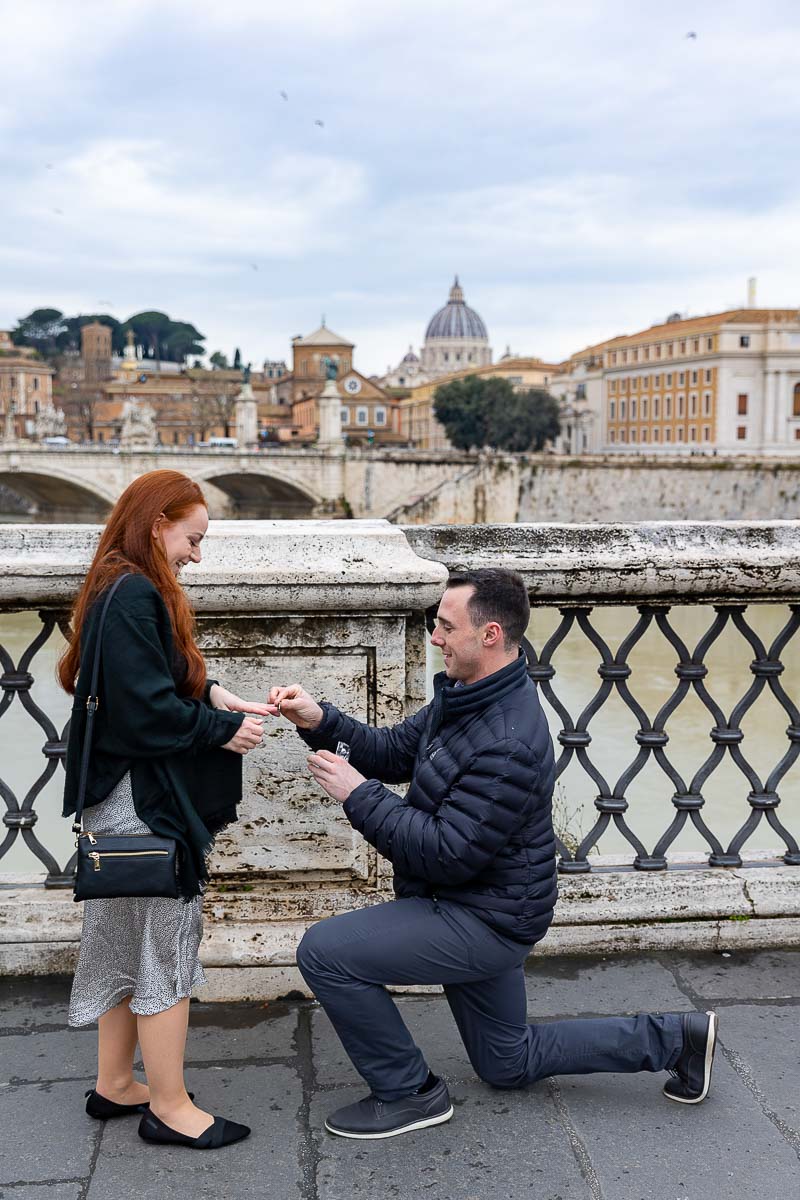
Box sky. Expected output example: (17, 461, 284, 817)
(1, 0, 799, 375)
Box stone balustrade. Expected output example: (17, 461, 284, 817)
(1, 520, 799, 998)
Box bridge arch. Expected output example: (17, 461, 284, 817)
(191, 465, 323, 519)
(0, 469, 114, 522)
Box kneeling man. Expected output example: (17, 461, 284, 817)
(270, 569, 717, 1140)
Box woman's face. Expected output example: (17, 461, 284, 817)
(154, 503, 209, 575)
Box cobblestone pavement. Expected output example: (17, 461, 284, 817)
(2, 949, 798, 1200)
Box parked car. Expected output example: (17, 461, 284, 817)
(40, 436, 72, 448)
(206, 436, 238, 448)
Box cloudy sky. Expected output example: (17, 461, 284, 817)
(1, 0, 799, 374)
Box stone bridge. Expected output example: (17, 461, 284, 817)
(0, 444, 480, 523)
(3, 444, 800, 523)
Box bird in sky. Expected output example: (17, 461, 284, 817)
(250, 263, 259, 271)
(686, 31, 697, 38)
(280, 90, 288, 100)
(314, 119, 325, 128)
(52, 207, 64, 215)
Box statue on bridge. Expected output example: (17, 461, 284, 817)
(242, 362, 251, 385)
(322, 356, 339, 381)
(119, 397, 157, 449)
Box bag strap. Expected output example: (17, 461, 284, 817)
(72, 573, 131, 835)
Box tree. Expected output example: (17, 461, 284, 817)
(432, 374, 494, 450)
(11, 308, 68, 358)
(486, 387, 561, 452)
(209, 351, 229, 370)
(123, 312, 205, 365)
(433, 375, 561, 452)
(233, 347, 242, 370)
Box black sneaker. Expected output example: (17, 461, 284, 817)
(663, 1011, 718, 1104)
(325, 1077, 453, 1140)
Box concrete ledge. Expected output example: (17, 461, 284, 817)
(3, 862, 799, 997)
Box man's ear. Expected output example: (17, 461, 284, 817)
(483, 621, 504, 647)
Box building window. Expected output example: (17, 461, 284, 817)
(375, 407, 386, 426)
(676, 426, 685, 441)
(678, 372, 685, 385)
(689, 426, 697, 441)
(653, 396, 660, 417)
(665, 396, 672, 417)
(641, 428, 649, 442)
(739, 335, 750, 348)
(633, 349, 639, 362)
(33, 377, 39, 390)
(619, 430, 626, 442)
(703, 426, 711, 441)
(631, 399, 637, 419)
(630, 429, 638, 442)
(664, 428, 672, 442)
(341, 407, 350, 425)
(642, 398, 648, 418)
(691, 370, 698, 384)
(704, 369, 712, 383)
(610, 400, 616, 419)
(737, 426, 746, 440)
(706, 337, 714, 351)
(356, 407, 368, 425)
(654, 375, 660, 387)
(443, 353, 449, 362)
(737, 393, 748, 415)
(795, 429, 800, 440)
(793, 383, 800, 416)
(620, 400, 626, 419)
(655, 345, 661, 358)
(690, 394, 697, 416)
(680, 341, 686, 353)
(678, 395, 685, 417)
(703, 392, 711, 415)
(609, 429, 616, 443)
(622, 351, 628, 364)
(666, 373, 672, 386)
(692, 339, 699, 352)
(644, 347, 650, 361)
(653, 427, 660, 442)
(632, 377, 638, 390)
(610, 379, 617, 392)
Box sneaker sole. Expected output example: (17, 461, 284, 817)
(324, 1105, 454, 1140)
(663, 1010, 718, 1104)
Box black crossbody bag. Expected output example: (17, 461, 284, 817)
(72, 573, 180, 902)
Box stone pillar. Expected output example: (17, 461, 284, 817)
(0, 520, 447, 996)
(235, 382, 258, 448)
(317, 378, 343, 446)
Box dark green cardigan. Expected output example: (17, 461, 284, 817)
(62, 572, 245, 897)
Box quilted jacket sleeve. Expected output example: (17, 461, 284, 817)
(343, 739, 539, 885)
(298, 702, 429, 784)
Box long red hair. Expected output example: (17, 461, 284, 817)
(58, 470, 208, 698)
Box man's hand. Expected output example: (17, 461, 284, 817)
(209, 684, 273, 717)
(221, 716, 264, 755)
(307, 750, 366, 803)
(267, 683, 324, 730)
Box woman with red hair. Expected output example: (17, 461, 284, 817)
(60, 469, 267, 1149)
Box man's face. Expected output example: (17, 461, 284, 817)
(430, 585, 485, 683)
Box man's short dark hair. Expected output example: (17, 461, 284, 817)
(446, 568, 530, 648)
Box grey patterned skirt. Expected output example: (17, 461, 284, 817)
(68, 772, 206, 1027)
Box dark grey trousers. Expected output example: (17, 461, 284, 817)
(297, 897, 684, 1102)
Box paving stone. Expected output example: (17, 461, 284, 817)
(717, 1004, 800, 1134)
(524, 955, 691, 1017)
(0, 1186, 83, 1200)
(312, 1081, 591, 1200)
(180, 1003, 297, 1064)
(0, 977, 72, 1032)
(86, 1064, 302, 1200)
(668, 949, 800, 1001)
(557, 1055, 799, 1199)
(0, 1081, 97, 1184)
(1, 1028, 96, 1083)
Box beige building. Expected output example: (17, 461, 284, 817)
(548, 342, 607, 454)
(601, 309, 800, 454)
(398, 356, 557, 450)
(0, 332, 55, 439)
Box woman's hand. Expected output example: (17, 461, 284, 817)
(267, 683, 324, 730)
(307, 750, 367, 803)
(221, 716, 264, 755)
(209, 684, 273, 717)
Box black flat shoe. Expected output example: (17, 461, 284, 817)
(138, 1110, 250, 1149)
(85, 1089, 194, 1120)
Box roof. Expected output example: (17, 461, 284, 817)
(402, 357, 557, 398)
(602, 308, 800, 350)
(294, 324, 354, 348)
(425, 277, 489, 342)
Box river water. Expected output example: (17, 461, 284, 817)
(2, 605, 799, 875)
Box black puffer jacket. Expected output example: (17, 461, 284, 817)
(300, 652, 558, 945)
